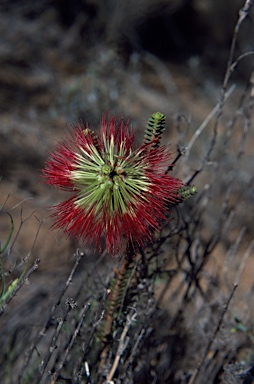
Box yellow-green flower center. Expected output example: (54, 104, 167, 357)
(70, 140, 150, 218)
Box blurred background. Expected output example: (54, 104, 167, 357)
(0, 1, 254, 382)
(1, 0, 253, 267)
(0, 0, 253, 188)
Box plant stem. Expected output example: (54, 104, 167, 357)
(99, 254, 132, 378)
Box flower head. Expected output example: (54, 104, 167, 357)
(42, 113, 184, 254)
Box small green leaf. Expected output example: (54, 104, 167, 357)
(144, 112, 166, 148)
(0, 212, 14, 255)
(178, 185, 197, 200)
(0, 278, 18, 304)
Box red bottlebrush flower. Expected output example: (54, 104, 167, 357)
(42, 113, 184, 254)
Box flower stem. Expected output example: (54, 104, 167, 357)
(99, 252, 133, 378)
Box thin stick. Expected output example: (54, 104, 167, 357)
(106, 310, 136, 382)
(75, 289, 109, 381)
(184, 84, 235, 161)
(186, 0, 253, 184)
(35, 299, 78, 383)
(188, 284, 238, 384)
(50, 302, 90, 384)
(223, 0, 253, 91)
(0, 258, 40, 316)
(234, 239, 254, 286)
(18, 250, 84, 383)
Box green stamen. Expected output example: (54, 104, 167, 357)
(71, 139, 152, 218)
(101, 164, 111, 175)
